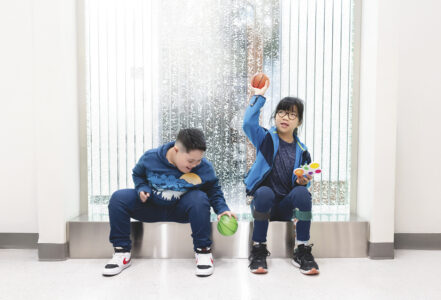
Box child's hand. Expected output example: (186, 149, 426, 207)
(139, 191, 150, 203)
(253, 80, 269, 96)
(296, 174, 312, 186)
(217, 210, 238, 221)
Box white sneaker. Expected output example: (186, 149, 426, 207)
(102, 248, 132, 276)
(195, 247, 214, 277)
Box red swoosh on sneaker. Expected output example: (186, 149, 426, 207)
(123, 258, 131, 265)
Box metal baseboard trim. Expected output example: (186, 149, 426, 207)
(0, 233, 38, 249)
(368, 242, 394, 259)
(395, 233, 441, 250)
(38, 243, 69, 261)
(69, 215, 368, 259)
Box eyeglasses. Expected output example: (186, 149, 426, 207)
(277, 110, 298, 120)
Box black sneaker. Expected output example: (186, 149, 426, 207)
(292, 244, 319, 275)
(248, 243, 271, 274)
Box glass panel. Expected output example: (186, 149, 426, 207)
(85, 0, 354, 219)
(279, 0, 353, 217)
(157, 0, 280, 218)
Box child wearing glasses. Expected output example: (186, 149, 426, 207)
(243, 81, 319, 275)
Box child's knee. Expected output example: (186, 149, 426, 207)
(108, 189, 136, 209)
(290, 186, 312, 210)
(109, 190, 123, 208)
(296, 186, 312, 210)
(253, 186, 275, 209)
(251, 187, 275, 221)
(181, 190, 210, 210)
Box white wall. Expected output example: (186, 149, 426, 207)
(394, 0, 441, 233)
(358, 0, 441, 238)
(0, 0, 38, 233)
(0, 0, 80, 244)
(33, 0, 80, 244)
(357, 0, 399, 243)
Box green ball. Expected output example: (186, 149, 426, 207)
(217, 215, 238, 236)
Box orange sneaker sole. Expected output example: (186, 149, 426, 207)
(251, 267, 268, 274)
(302, 268, 319, 275)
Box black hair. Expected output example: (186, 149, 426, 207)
(271, 97, 304, 136)
(176, 128, 207, 152)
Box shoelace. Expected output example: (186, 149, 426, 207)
(108, 252, 127, 265)
(301, 244, 315, 262)
(249, 246, 270, 262)
(196, 252, 213, 266)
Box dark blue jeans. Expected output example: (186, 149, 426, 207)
(108, 189, 211, 251)
(251, 185, 312, 243)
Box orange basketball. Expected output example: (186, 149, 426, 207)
(251, 73, 270, 89)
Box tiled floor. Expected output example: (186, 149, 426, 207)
(1, 249, 440, 300)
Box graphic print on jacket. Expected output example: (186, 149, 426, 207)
(148, 172, 203, 205)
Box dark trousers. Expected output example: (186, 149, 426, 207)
(108, 189, 211, 251)
(251, 185, 312, 243)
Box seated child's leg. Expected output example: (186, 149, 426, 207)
(280, 186, 312, 242)
(251, 186, 276, 243)
(108, 189, 166, 251)
(173, 190, 211, 250)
